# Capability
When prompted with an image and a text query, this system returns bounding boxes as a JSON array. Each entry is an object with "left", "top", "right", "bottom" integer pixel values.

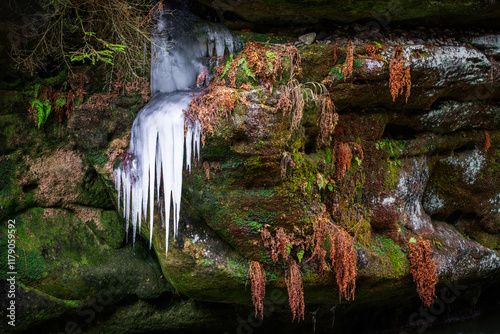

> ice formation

[{"left": 114, "top": 8, "right": 240, "bottom": 256}]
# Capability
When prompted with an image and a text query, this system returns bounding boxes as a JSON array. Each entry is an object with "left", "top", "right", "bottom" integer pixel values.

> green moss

[
  {"left": 300, "top": 44, "right": 339, "bottom": 82},
  {"left": 372, "top": 235, "right": 409, "bottom": 278},
  {"left": 384, "top": 162, "right": 400, "bottom": 190},
  {"left": 38, "top": 67, "right": 69, "bottom": 88},
  {"left": 88, "top": 151, "right": 109, "bottom": 167},
  {"left": 0, "top": 157, "right": 15, "bottom": 199},
  {"left": 465, "top": 227, "right": 499, "bottom": 250},
  {"left": 234, "top": 31, "right": 294, "bottom": 44},
  {"left": 0, "top": 233, "right": 46, "bottom": 280},
  {"left": 225, "top": 258, "right": 250, "bottom": 284},
  {"left": 232, "top": 211, "right": 276, "bottom": 235},
  {"left": 98, "top": 210, "right": 125, "bottom": 248}
]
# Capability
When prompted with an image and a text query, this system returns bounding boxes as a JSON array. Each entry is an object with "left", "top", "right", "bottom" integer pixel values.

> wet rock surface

[{"left": 1, "top": 12, "right": 500, "bottom": 334}]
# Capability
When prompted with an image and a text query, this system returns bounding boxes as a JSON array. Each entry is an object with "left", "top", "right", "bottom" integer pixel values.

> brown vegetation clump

[
  {"left": 307, "top": 206, "right": 358, "bottom": 302},
  {"left": 342, "top": 40, "right": 354, "bottom": 81},
  {"left": 364, "top": 42, "right": 381, "bottom": 60},
  {"left": 68, "top": 70, "right": 88, "bottom": 102},
  {"left": 241, "top": 40, "right": 301, "bottom": 93},
  {"left": 275, "top": 227, "right": 292, "bottom": 261},
  {"left": 125, "top": 77, "right": 151, "bottom": 102},
  {"left": 28, "top": 85, "right": 76, "bottom": 125},
  {"left": 187, "top": 40, "right": 305, "bottom": 145},
  {"left": 306, "top": 205, "right": 335, "bottom": 275},
  {"left": 261, "top": 226, "right": 292, "bottom": 262},
  {"left": 389, "top": 46, "right": 412, "bottom": 102},
  {"left": 285, "top": 260, "right": 305, "bottom": 322},
  {"left": 335, "top": 142, "right": 364, "bottom": 179},
  {"left": 196, "top": 67, "right": 209, "bottom": 88},
  {"left": 261, "top": 226, "right": 277, "bottom": 261},
  {"left": 278, "top": 81, "right": 331, "bottom": 132},
  {"left": 185, "top": 84, "right": 240, "bottom": 145},
  {"left": 336, "top": 142, "right": 353, "bottom": 179},
  {"left": 409, "top": 238, "right": 438, "bottom": 307},
  {"left": 278, "top": 80, "right": 305, "bottom": 130},
  {"left": 86, "top": 93, "right": 116, "bottom": 111},
  {"left": 334, "top": 229, "right": 357, "bottom": 302},
  {"left": 484, "top": 130, "right": 491, "bottom": 153},
  {"left": 249, "top": 261, "right": 266, "bottom": 319},
  {"left": 318, "top": 96, "right": 339, "bottom": 143}
]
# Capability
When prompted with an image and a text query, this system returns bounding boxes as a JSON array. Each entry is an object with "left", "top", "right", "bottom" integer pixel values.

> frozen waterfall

[{"left": 114, "top": 8, "right": 241, "bottom": 256}]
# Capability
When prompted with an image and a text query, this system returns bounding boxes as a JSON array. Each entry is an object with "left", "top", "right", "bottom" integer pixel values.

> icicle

[
  {"left": 115, "top": 10, "right": 242, "bottom": 258},
  {"left": 185, "top": 121, "right": 193, "bottom": 172}
]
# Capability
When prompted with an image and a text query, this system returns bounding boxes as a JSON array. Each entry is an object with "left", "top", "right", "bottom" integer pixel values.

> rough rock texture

[
  {"left": 194, "top": 0, "right": 500, "bottom": 27},
  {"left": 1, "top": 13, "right": 500, "bottom": 334}
]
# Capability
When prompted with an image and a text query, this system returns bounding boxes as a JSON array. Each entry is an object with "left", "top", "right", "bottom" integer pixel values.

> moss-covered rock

[
  {"left": 0, "top": 206, "right": 171, "bottom": 333},
  {"left": 2, "top": 18, "right": 500, "bottom": 333}
]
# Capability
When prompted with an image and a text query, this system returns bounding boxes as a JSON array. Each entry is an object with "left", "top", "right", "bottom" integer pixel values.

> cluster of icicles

[{"left": 114, "top": 9, "right": 241, "bottom": 256}]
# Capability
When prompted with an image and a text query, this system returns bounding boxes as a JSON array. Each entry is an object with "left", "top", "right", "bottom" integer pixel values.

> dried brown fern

[
  {"left": 185, "top": 84, "right": 239, "bottom": 145},
  {"left": 342, "top": 40, "right": 354, "bottom": 81},
  {"left": 306, "top": 205, "right": 334, "bottom": 275},
  {"left": 285, "top": 260, "right": 305, "bottom": 322},
  {"left": 261, "top": 226, "right": 278, "bottom": 262},
  {"left": 68, "top": 70, "right": 88, "bottom": 102},
  {"left": 318, "top": 96, "right": 338, "bottom": 143},
  {"left": 485, "top": 130, "right": 491, "bottom": 153},
  {"left": 409, "top": 238, "right": 438, "bottom": 307},
  {"left": 335, "top": 142, "right": 364, "bottom": 179},
  {"left": 278, "top": 79, "right": 305, "bottom": 130},
  {"left": 244, "top": 41, "right": 283, "bottom": 93},
  {"left": 278, "top": 80, "right": 330, "bottom": 132},
  {"left": 125, "top": 77, "right": 151, "bottom": 102},
  {"left": 276, "top": 227, "right": 292, "bottom": 261},
  {"left": 249, "top": 261, "right": 266, "bottom": 319},
  {"left": 389, "top": 46, "right": 412, "bottom": 102},
  {"left": 364, "top": 42, "right": 381, "bottom": 60},
  {"left": 196, "top": 67, "right": 209, "bottom": 88},
  {"left": 334, "top": 228, "right": 357, "bottom": 302},
  {"left": 336, "top": 142, "right": 353, "bottom": 179}
]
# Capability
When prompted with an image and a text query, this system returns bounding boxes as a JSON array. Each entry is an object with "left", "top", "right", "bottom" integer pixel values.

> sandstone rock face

[{"left": 1, "top": 15, "right": 500, "bottom": 334}]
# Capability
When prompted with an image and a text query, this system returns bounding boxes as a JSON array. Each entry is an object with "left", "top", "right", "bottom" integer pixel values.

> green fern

[
  {"left": 31, "top": 99, "right": 51, "bottom": 128},
  {"left": 237, "top": 57, "right": 256, "bottom": 80},
  {"left": 221, "top": 54, "right": 234, "bottom": 79},
  {"left": 55, "top": 95, "right": 66, "bottom": 111}
]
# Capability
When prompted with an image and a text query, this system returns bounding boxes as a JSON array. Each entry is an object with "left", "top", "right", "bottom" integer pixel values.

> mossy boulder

[{"left": 0, "top": 206, "right": 171, "bottom": 333}]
